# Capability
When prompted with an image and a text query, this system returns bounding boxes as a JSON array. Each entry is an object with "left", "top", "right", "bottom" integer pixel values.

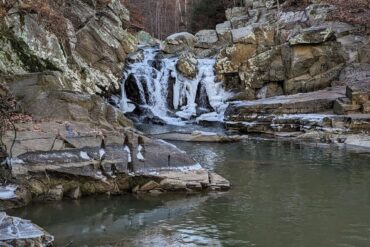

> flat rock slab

[
  {"left": 0, "top": 212, "right": 53, "bottom": 245},
  {"left": 225, "top": 87, "right": 345, "bottom": 120},
  {"left": 152, "top": 131, "right": 248, "bottom": 142},
  {"left": 225, "top": 113, "right": 370, "bottom": 134}
]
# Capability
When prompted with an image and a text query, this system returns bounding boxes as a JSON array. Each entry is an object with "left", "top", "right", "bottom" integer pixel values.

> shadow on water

[{"left": 7, "top": 139, "right": 370, "bottom": 247}]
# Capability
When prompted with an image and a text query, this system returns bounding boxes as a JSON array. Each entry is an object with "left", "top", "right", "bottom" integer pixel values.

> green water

[{"left": 8, "top": 139, "right": 370, "bottom": 247}]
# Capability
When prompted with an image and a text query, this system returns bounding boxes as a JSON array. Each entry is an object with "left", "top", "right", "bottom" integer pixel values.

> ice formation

[{"left": 120, "top": 47, "right": 232, "bottom": 125}]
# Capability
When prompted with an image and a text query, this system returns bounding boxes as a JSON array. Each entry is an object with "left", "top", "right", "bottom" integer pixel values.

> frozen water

[{"left": 120, "top": 47, "right": 232, "bottom": 125}]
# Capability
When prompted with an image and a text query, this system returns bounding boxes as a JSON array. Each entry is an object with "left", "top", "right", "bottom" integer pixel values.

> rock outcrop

[
  {"left": 162, "top": 0, "right": 370, "bottom": 137},
  {"left": 0, "top": 0, "right": 138, "bottom": 94},
  {"left": 0, "top": 0, "right": 230, "bottom": 214}
]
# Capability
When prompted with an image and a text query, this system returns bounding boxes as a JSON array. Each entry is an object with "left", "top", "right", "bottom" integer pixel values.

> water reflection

[{"left": 8, "top": 139, "right": 370, "bottom": 247}]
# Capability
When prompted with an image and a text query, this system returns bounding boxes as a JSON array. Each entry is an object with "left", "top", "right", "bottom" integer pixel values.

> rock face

[
  {"left": 0, "top": 119, "right": 230, "bottom": 210},
  {"left": 0, "top": 0, "right": 138, "bottom": 94},
  {"left": 0, "top": 0, "right": 231, "bottom": 214},
  {"left": 153, "top": 0, "right": 370, "bottom": 136},
  {"left": 160, "top": 1, "right": 368, "bottom": 106},
  {"left": 0, "top": 212, "right": 54, "bottom": 246}
]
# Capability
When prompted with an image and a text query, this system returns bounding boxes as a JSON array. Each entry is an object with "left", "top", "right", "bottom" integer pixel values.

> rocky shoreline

[{"left": 1, "top": 0, "right": 370, "bottom": 245}]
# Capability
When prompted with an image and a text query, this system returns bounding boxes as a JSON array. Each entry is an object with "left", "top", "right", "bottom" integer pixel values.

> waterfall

[{"left": 120, "top": 47, "right": 232, "bottom": 125}]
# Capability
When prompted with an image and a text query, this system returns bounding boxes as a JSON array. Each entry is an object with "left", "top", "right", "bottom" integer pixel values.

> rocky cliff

[
  {"left": 0, "top": 1, "right": 230, "bottom": 233},
  {"left": 161, "top": 0, "right": 370, "bottom": 139},
  {"left": 0, "top": 0, "right": 137, "bottom": 94}
]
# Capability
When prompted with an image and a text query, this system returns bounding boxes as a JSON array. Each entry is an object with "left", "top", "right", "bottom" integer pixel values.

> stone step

[
  {"left": 225, "top": 87, "right": 345, "bottom": 121},
  {"left": 225, "top": 114, "right": 370, "bottom": 134},
  {"left": 333, "top": 97, "right": 362, "bottom": 115}
]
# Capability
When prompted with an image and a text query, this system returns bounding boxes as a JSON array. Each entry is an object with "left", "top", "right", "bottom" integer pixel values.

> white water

[{"left": 120, "top": 47, "right": 232, "bottom": 125}]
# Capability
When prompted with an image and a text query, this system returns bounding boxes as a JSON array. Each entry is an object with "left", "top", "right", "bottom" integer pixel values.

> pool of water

[{"left": 8, "top": 139, "right": 370, "bottom": 247}]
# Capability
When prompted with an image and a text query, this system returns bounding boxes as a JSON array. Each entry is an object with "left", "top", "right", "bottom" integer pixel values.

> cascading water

[{"left": 119, "top": 47, "right": 233, "bottom": 126}]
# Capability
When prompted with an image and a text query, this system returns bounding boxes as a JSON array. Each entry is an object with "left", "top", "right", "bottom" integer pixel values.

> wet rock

[
  {"left": 0, "top": 213, "right": 54, "bottom": 246},
  {"left": 139, "top": 181, "right": 160, "bottom": 192},
  {"left": 209, "top": 172, "right": 231, "bottom": 191},
  {"left": 136, "top": 31, "right": 159, "bottom": 46},
  {"left": 66, "top": 186, "right": 82, "bottom": 200},
  {"left": 45, "top": 185, "right": 64, "bottom": 201},
  {"left": 160, "top": 178, "right": 187, "bottom": 191},
  {"left": 176, "top": 52, "right": 198, "bottom": 79},
  {"left": 127, "top": 49, "right": 145, "bottom": 64}
]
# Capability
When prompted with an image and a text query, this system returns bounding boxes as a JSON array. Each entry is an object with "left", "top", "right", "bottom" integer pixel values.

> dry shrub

[
  {"left": 18, "top": 0, "right": 68, "bottom": 41},
  {"left": 0, "top": 0, "right": 17, "bottom": 18},
  {"left": 97, "top": 0, "right": 113, "bottom": 8},
  {"left": 282, "top": 0, "right": 311, "bottom": 10},
  {"left": 0, "top": 83, "right": 32, "bottom": 159},
  {"left": 323, "top": 0, "right": 370, "bottom": 25}
]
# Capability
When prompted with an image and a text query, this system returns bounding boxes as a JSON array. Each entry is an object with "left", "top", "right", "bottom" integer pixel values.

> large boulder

[
  {"left": 176, "top": 52, "right": 199, "bottom": 79},
  {"left": 216, "top": 44, "right": 257, "bottom": 75},
  {"left": 194, "top": 30, "right": 220, "bottom": 49},
  {"left": 216, "top": 21, "right": 233, "bottom": 43},
  {"left": 2, "top": 72, "right": 133, "bottom": 129},
  {"left": 162, "top": 32, "right": 196, "bottom": 54}
]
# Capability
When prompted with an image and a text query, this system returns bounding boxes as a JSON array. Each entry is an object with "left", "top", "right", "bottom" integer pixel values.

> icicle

[
  {"left": 80, "top": 151, "right": 91, "bottom": 160},
  {"left": 137, "top": 145, "right": 145, "bottom": 161},
  {"left": 119, "top": 47, "right": 233, "bottom": 125},
  {"left": 124, "top": 145, "right": 132, "bottom": 163}
]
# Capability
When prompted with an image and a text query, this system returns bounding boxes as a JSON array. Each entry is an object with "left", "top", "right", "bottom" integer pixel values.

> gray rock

[
  {"left": 195, "top": 30, "right": 219, "bottom": 49},
  {"left": 162, "top": 32, "right": 196, "bottom": 54},
  {"left": 226, "top": 7, "right": 249, "bottom": 20},
  {"left": 288, "top": 26, "right": 336, "bottom": 45},
  {"left": 225, "top": 87, "right": 345, "bottom": 119},
  {"left": 216, "top": 21, "right": 232, "bottom": 43},
  {"left": 0, "top": 213, "right": 54, "bottom": 246},
  {"left": 176, "top": 52, "right": 198, "bottom": 78}
]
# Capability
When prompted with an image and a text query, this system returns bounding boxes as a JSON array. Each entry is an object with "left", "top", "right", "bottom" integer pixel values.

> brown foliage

[
  {"left": 282, "top": 0, "right": 311, "bottom": 10},
  {"left": 323, "top": 0, "right": 370, "bottom": 25},
  {"left": 0, "top": 0, "right": 17, "bottom": 18},
  {"left": 0, "top": 84, "right": 32, "bottom": 158},
  {"left": 18, "top": 0, "right": 68, "bottom": 40}
]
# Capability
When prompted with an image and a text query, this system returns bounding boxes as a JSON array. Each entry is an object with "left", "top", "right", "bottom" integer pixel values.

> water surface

[{"left": 8, "top": 139, "right": 370, "bottom": 247}]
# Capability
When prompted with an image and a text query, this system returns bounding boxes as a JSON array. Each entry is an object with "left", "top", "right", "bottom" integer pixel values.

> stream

[{"left": 7, "top": 135, "right": 370, "bottom": 247}]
